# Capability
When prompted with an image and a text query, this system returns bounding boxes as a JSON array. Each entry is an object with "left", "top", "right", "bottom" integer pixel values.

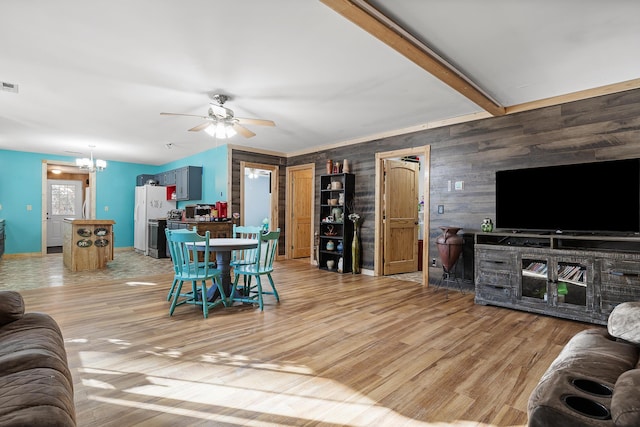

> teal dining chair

[
  {"left": 165, "top": 227, "right": 216, "bottom": 301},
  {"left": 230, "top": 225, "right": 263, "bottom": 294},
  {"left": 166, "top": 228, "right": 193, "bottom": 301},
  {"left": 165, "top": 228, "right": 227, "bottom": 318},
  {"left": 230, "top": 229, "right": 280, "bottom": 311},
  {"left": 230, "top": 224, "right": 262, "bottom": 267}
]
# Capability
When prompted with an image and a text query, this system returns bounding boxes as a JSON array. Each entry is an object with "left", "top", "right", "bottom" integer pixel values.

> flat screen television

[{"left": 495, "top": 158, "right": 640, "bottom": 234}]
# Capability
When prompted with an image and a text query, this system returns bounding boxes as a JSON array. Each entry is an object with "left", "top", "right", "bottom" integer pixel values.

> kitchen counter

[
  {"left": 167, "top": 220, "right": 233, "bottom": 238},
  {"left": 63, "top": 219, "right": 115, "bottom": 271}
]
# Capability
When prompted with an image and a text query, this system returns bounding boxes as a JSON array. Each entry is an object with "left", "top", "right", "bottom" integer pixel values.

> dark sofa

[
  {"left": 528, "top": 301, "right": 640, "bottom": 426},
  {"left": 0, "top": 290, "right": 75, "bottom": 426}
]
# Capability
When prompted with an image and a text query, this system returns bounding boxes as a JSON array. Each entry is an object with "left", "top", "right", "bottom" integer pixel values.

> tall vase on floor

[
  {"left": 435, "top": 226, "right": 463, "bottom": 273},
  {"left": 352, "top": 225, "right": 361, "bottom": 274}
]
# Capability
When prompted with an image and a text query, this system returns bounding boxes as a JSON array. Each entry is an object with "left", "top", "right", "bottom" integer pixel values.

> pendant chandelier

[{"left": 76, "top": 147, "right": 107, "bottom": 172}]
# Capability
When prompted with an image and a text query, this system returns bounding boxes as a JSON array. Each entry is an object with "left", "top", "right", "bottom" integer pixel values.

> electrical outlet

[
  {"left": 437, "top": 205, "right": 444, "bottom": 214},
  {"left": 0, "top": 204, "right": 3, "bottom": 210},
  {"left": 26, "top": 204, "right": 32, "bottom": 211},
  {"left": 104, "top": 206, "right": 109, "bottom": 212},
  {"left": 431, "top": 258, "right": 437, "bottom": 267}
]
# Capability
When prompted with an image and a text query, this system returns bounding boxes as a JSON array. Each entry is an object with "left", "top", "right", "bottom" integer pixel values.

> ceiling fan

[{"left": 161, "top": 94, "right": 275, "bottom": 139}]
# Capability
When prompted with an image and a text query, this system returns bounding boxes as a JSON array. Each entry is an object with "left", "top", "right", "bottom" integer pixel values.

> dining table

[{"left": 192, "top": 238, "right": 259, "bottom": 301}]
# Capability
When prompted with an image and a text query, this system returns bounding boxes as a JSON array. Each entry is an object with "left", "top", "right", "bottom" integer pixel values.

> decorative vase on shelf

[
  {"left": 337, "top": 240, "right": 343, "bottom": 253},
  {"left": 343, "top": 159, "right": 350, "bottom": 173},
  {"left": 352, "top": 226, "right": 361, "bottom": 274},
  {"left": 326, "top": 160, "right": 333, "bottom": 175},
  {"left": 326, "top": 259, "right": 335, "bottom": 270},
  {"left": 331, "top": 207, "right": 343, "bottom": 223},
  {"left": 326, "top": 240, "right": 335, "bottom": 251},
  {"left": 435, "top": 226, "right": 463, "bottom": 273}
]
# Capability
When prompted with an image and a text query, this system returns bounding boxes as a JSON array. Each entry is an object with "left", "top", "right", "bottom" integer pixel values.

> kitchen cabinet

[
  {"left": 169, "top": 220, "right": 233, "bottom": 238},
  {"left": 155, "top": 170, "right": 176, "bottom": 186},
  {"left": 136, "top": 174, "right": 156, "bottom": 186},
  {"left": 170, "top": 166, "right": 202, "bottom": 201}
]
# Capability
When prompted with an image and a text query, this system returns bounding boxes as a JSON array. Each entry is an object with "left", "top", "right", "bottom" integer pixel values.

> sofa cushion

[
  {"left": 541, "top": 329, "right": 639, "bottom": 384},
  {"left": 608, "top": 301, "right": 640, "bottom": 345},
  {"left": 0, "top": 367, "right": 75, "bottom": 426},
  {"left": 0, "top": 313, "right": 72, "bottom": 383},
  {"left": 0, "top": 291, "right": 25, "bottom": 327},
  {"left": 611, "top": 369, "right": 640, "bottom": 427}
]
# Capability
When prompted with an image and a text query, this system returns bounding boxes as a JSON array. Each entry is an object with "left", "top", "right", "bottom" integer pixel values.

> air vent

[{"left": 1, "top": 81, "right": 19, "bottom": 93}]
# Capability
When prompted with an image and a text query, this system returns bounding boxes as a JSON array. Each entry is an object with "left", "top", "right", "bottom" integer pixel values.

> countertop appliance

[
  {"left": 167, "top": 209, "right": 183, "bottom": 220},
  {"left": 134, "top": 185, "right": 176, "bottom": 255}
]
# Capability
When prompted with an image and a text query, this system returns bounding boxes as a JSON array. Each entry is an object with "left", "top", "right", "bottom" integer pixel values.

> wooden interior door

[
  {"left": 290, "top": 168, "right": 313, "bottom": 258},
  {"left": 383, "top": 159, "right": 419, "bottom": 275}
]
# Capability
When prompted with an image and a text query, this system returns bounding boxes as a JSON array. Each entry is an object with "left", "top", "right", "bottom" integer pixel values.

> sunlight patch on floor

[{"left": 78, "top": 348, "right": 503, "bottom": 427}]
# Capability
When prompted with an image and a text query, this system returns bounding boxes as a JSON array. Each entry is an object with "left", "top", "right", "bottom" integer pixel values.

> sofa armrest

[
  {"left": 608, "top": 301, "right": 640, "bottom": 345},
  {"left": 0, "top": 291, "right": 25, "bottom": 327}
]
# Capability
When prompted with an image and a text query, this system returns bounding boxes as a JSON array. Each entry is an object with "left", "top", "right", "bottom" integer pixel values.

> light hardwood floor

[{"left": 12, "top": 256, "right": 599, "bottom": 426}]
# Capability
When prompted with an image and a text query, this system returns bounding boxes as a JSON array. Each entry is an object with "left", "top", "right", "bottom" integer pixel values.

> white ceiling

[{"left": 1, "top": 0, "right": 639, "bottom": 166}]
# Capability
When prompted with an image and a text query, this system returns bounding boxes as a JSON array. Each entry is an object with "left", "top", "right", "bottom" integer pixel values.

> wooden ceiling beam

[{"left": 320, "top": 0, "right": 506, "bottom": 116}]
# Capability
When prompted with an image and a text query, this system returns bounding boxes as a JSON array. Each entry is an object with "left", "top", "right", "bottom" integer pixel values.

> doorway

[
  {"left": 375, "top": 146, "right": 431, "bottom": 285},
  {"left": 46, "top": 180, "right": 83, "bottom": 249},
  {"left": 240, "top": 161, "right": 278, "bottom": 230},
  {"left": 41, "top": 161, "right": 94, "bottom": 256},
  {"left": 285, "top": 164, "right": 315, "bottom": 261}
]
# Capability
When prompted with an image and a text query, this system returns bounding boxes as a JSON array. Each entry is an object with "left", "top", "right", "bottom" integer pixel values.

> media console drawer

[{"left": 599, "top": 259, "right": 640, "bottom": 313}]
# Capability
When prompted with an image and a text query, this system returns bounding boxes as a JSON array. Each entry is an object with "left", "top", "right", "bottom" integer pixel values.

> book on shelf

[
  {"left": 524, "top": 261, "right": 547, "bottom": 275},
  {"left": 558, "top": 265, "right": 585, "bottom": 283},
  {"left": 531, "top": 262, "right": 547, "bottom": 274}
]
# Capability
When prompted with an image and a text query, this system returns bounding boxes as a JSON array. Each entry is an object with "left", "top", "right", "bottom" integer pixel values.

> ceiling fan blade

[
  {"left": 233, "top": 123, "right": 256, "bottom": 138},
  {"left": 188, "top": 122, "right": 212, "bottom": 132},
  {"left": 236, "top": 117, "right": 276, "bottom": 127},
  {"left": 160, "top": 112, "right": 208, "bottom": 119}
]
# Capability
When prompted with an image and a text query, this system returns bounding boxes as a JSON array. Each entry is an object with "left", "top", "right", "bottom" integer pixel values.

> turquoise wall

[
  {"left": 94, "top": 160, "right": 157, "bottom": 249},
  {"left": 0, "top": 145, "right": 229, "bottom": 255},
  {"left": 0, "top": 149, "right": 156, "bottom": 254},
  {"left": 161, "top": 144, "right": 228, "bottom": 207}
]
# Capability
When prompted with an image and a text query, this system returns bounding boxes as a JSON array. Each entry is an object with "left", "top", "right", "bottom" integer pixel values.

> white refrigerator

[{"left": 134, "top": 185, "right": 176, "bottom": 255}]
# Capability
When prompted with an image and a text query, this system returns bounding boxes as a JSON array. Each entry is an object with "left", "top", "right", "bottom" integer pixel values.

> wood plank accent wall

[
  {"left": 244, "top": 88, "right": 640, "bottom": 276},
  {"left": 230, "top": 149, "right": 287, "bottom": 254}
]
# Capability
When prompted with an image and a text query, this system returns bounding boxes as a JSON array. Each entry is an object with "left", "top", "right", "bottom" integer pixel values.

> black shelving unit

[{"left": 319, "top": 173, "right": 355, "bottom": 273}]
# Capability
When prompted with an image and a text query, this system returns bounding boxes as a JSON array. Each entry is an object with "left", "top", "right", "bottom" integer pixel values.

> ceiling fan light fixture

[
  {"left": 204, "top": 124, "right": 216, "bottom": 137},
  {"left": 162, "top": 93, "right": 273, "bottom": 139},
  {"left": 214, "top": 122, "right": 228, "bottom": 139}
]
